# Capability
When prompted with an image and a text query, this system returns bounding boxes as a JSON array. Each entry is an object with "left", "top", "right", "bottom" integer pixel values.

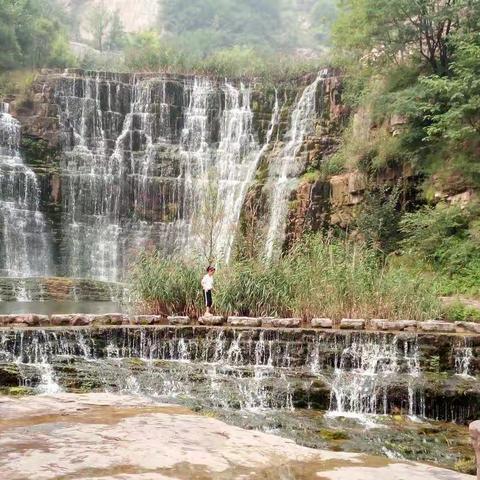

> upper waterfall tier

[
  {"left": 54, "top": 72, "right": 281, "bottom": 281},
  {"left": 7, "top": 69, "right": 343, "bottom": 282},
  {"left": 0, "top": 103, "right": 52, "bottom": 277}
]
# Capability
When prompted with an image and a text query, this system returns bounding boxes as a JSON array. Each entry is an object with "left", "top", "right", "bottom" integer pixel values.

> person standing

[{"left": 201, "top": 266, "right": 215, "bottom": 317}]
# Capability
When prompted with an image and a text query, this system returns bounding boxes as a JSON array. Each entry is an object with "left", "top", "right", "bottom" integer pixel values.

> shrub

[
  {"left": 215, "top": 260, "right": 294, "bottom": 317},
  {"left": 130, "top": 251, "right": 203, "bottom": 316},
  {"left": 288, "top": 236, "right": 439, "bottom": 320},
  {"left": 442, "top": 302, "right": 480, "bottom": 322},
  {"left": 401, "top": 203, "right": 480, "bottom": 272}
]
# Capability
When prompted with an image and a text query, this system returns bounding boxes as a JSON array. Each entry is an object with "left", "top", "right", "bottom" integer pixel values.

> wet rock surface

[
  {"left": 198, "top": 316, "right": 225, "bottom": 326},
  {"left": 227, "top": 316, "right": 262, "bottom": 327},
  {"left": 0, "top": 325, "right": 479, "bottom": 423},
  {"left": 340, "top": 319, "right": 366, "bottom": 330},
  {"left": 470, "top": 421, "right": 480, "bottom": 478},
  {"left": 311, "top": 318, "right": 333, "bottom": 328},
  {"left": 0, "top": 393, "right": 474, "bottom": 480}
]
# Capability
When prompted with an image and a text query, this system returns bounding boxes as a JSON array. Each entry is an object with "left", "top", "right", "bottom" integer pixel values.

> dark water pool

[{"left": 0, "top": 301, "right": 125, "bottom": 315}]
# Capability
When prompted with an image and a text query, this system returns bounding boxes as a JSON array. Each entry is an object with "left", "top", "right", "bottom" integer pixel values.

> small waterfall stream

[
  {"left": 0, "top": 103, "right": 52, "bottom": 277},
  {"left": 265, "top": 73, "right": 324, "bottom": 259}
]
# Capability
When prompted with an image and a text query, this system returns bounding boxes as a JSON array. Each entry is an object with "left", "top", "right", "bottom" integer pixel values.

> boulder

[
  {"left": 131, "top": 315, "right": 163, "bottom": 325},
  {"left": 456, "top": 322, "right": 480, "bottom": 334},
  {"left": 419, "top": 321, "right": 456, "bottom": 333},
  {"left": 50, "top": 314, "right": 73, "bottom": 326},
  {"left": 311, "top": 318, "right": 333, "bottom": 329},
  {"left": 0, "top": 315, "right": 15, "bottom": 326},
  {"left": 469, "top": 420, "right": 480, "bottom": 479},
  {"left": 91, "top": 313, "right": 126, "bottom": 325},
  {"left": 70, "top": 314, "right": 93, "bottom": 326},
  {"left": 261, "top": 317, "right": 276, "bottom": 327},
  {"left": 10, "top": 314, "right": 49, "bottom": 326},
  {"left": 270, "top": 318, "right": 302, "bottom": 328},
  {"left": 340, "top": 319, "right": 365, "bottom": 330},
  {"left": 370, "top": 319, "right": 417, "bottom": 331},
  {"left": 168, "top": 316, "right": 191, "bottom": 326},
  {"left": 227, "top": 317, "right": 262, "bottom": 327},
  {"left": 198, "top": 316, "right": 225, "bottom": 326}
]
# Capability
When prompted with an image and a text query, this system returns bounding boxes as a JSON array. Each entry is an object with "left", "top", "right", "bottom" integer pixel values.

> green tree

[
  {"left": 0, "top": 2, "right": 21, "bottom": 69},
  {"left": 86, "top": 2, "right": 111, "bottom": 51},
  {"left": 107, "top": 9, "right": 126, "bottom": 51},
  {"left": 333, "top": 0, "right": 477, "bottom": 74},
  {"left": 420, "top": 36, "right": 480, "bottom": 144}
]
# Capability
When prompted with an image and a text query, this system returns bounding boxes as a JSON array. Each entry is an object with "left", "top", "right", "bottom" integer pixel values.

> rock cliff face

[{"left": 4, "top": 68, "right": 350, "bottom": 280}]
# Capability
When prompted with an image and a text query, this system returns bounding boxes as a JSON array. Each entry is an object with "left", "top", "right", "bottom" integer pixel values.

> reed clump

[{"left": 131, "top": 235, "right": 441, "bottom": 320}]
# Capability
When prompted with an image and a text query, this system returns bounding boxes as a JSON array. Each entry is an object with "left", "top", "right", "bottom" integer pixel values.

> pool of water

[{"left": 0, "top": 301, "right": 125, "bottom": 315}]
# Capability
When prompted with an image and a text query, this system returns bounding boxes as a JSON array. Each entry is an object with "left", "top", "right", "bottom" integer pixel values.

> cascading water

[
  {"left": 1, "top": 71, "right": 323, "bottom": 280},
  {"left": 454, "top": 337, "right": 473, "bottom": 377},
  {"left": 1, "top": 327, "right": 473, "bottom": 421},
  {"left": 0, "top": 103, "right": 52, "bottom": 277},
  {"left": 324, "top": 334, "right": 426, "bottom": 419},
  {"left": 264, "top": 73, "right": 325, "bottom": 260},
  {"left": 51, "top": 72, "right": 276, "bottom": 281}
]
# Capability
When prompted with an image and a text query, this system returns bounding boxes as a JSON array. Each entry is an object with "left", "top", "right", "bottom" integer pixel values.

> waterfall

[
  {"left": 324, "top": 334, "right": 425, "bottom": 419},
  {"left": 264, "top": 73, "right": 324, "bottom": 260},
  {"left": 454, "top": 337, "right": 473, "bottom": 377},
  {"left": 2, "top": 327, "right": 471, "bottom": 420},
  {"left": 51, "top": 73, "right": 272, "bottom": 281},
  {"left": 0, "top": 103, "right": 52, "bottom": 277}
]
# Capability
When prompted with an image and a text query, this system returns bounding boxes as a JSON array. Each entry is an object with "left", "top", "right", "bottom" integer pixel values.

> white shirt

[{"left": 201, "top": 274, "right": 214, "bottom": 291}]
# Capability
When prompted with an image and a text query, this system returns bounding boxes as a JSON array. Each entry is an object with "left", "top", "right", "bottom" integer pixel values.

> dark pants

[{"left": 204, "top": 289, "right": 213, "bottom": 307}]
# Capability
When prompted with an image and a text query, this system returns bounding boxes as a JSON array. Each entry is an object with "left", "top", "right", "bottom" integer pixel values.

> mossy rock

[
  {"left": 454, "top": 457, "right": 476, "bottom": 475},
  {"left": 318, "top": 428, "right": 349, "bottom": 441},
  {"left": 0, "top": 386, "right": 35, "bottom": 396}
]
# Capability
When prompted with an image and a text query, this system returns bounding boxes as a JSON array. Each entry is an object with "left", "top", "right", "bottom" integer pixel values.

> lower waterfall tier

[
  {"left": 1, "top": 325, "right": 478, "bottom": 474},
  {"left": 1, "top": 326, "right": 478, "bottom": 422}
]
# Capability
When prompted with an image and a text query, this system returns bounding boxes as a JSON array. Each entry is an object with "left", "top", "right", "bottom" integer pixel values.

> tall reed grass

[{"left": 131, "top": 235, "right": 441, "bottom": 320}]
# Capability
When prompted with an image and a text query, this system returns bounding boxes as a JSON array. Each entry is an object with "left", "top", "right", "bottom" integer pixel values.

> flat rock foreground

[{"left": 0, "top": 393, "right": 474, "bottom": 480}]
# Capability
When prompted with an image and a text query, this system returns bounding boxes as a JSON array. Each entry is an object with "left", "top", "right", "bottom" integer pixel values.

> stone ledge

[
  {"left": 130, "top": 315, "right": 164, "bottom": 325},
  {"left": 0, "top": 314, "right": 50, "bottom": 326},
  {"left": 198, "top": 316, "right": 225, "bottom": 326},
  {"left": 227, "top": 317, "right": 262, "bottom": 327},
  {"left": 262, "top": 318, "right": 301, "bottom": 328},
  {"left": 369, "top": 319, "right": 418, "bottom": 331},
  {"left": 456, "top": 321, "right": 480, "bottom": 334},
  {"left": 0, "top": 313, "right": 478, "bottom": 336},
  {"left": 311, "top": 318, "right": 333, "bottom": 328},
  {"left": 419, "top": 321, "right": 457, "bottom": 333},
  {"left": 92, "top": 313, "right": 127, "bottom": 325},
  {"left": 168, "top": 316, "right": 190, "bottom": 326},
  {"left": 340, "top": 319, "right": 365, "bottom": 330}
]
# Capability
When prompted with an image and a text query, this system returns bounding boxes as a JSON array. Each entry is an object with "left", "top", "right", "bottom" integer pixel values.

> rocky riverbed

[{"left": 0, "top": 393, "right": 475, "bottom": 480}]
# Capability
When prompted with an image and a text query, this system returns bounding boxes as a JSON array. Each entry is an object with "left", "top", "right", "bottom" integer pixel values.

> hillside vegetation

[{"left": 328, "top": 0, "right": 480, "bottom": 305}]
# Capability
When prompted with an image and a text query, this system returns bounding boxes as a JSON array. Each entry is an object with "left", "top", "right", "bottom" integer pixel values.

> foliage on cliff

[
  {"left": 332, "top": 0, "right": 480, "bottom": 188},
  {"left": 327, "top": 0, "right": 480, "bottom": 298}
]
